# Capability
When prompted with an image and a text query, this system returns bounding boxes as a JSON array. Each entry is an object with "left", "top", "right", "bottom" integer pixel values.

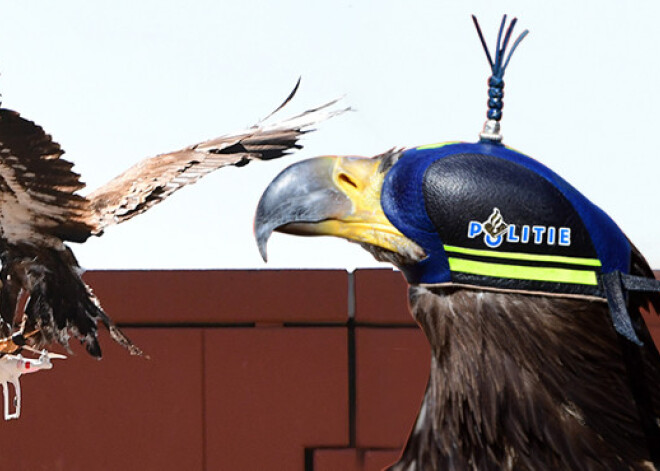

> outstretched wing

[
  {"left": 87, "top": 97, "right": 347, "bottom": 234},
  {"left": 0, "top": 109, "right": 93, "bottom": 245}
]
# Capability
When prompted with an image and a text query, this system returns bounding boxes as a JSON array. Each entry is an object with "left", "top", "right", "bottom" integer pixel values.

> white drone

[{"left": 0, "top": 347, "right": 65, "bottom": 420}]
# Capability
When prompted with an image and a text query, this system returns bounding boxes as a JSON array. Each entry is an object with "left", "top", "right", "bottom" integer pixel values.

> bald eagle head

[{"left": 255, "top": 141, "right": 660, "bottom": 470}]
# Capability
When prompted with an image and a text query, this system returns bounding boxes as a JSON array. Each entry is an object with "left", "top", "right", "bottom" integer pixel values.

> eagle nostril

[{"left": 338, "top": 173, "right": 358, "bottom": 190}]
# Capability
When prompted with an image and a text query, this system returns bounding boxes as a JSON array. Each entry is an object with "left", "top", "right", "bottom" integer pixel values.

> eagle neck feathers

[{"left": 388, "top": 286, "right": 659, "bottom": 471}]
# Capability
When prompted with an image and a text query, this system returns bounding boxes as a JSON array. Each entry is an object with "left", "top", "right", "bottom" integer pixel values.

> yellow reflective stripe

[
  {"left": 447, "top": 257, "right": 599, "bottom": 286},
  {"left": 415, "top": 141, "right": 462, "bottom": 150},
  {"left": 443, "top": 244, "right": 601, "bottom": 267}
]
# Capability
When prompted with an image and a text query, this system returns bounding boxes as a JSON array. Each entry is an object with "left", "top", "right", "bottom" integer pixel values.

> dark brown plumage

[
  {"left": 0, "top": 92, "right": 345, "bottom": 358},
  {"left": 395, "top": 292, "right": 659, "bottom": 469}
]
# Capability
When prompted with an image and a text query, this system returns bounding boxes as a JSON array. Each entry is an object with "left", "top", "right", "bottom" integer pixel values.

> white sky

[{"left": 0, "top": 1, "right": 658, "bottom": 270}]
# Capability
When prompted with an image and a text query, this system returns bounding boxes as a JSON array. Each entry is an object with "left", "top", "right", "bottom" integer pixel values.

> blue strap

[
  {"left": 602, "top": 271, "right": 644, "bottom": 345},
  {"left": 621, "top": 273, "right": 660, "bottom": 293},
  {"left": 603, "top": 271, "right": 660, "bottom": 467}
]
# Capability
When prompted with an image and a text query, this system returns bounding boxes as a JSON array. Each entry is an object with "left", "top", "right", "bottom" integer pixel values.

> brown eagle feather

[{"left": 0, "top": 93, "right": 345, "bottom": 358}]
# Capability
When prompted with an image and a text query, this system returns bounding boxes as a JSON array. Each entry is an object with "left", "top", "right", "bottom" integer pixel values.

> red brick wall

[
  {"left": 0, "top": 269, "right": 424, "bottom": 470},
  {"left": 0, "top": 269, "right": 657, "bottom": 470}
]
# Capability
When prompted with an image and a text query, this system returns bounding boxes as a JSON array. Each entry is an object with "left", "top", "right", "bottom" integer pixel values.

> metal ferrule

[{"left": 479, "top": 119, "right": 503, "bottom": 142}]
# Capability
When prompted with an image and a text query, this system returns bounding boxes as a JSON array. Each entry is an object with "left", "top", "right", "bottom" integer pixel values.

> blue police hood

[{"left": 381, "top": 141, "right": 631, "bottom": 298}]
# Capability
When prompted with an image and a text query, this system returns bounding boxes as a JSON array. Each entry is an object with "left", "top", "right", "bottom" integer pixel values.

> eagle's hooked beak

[{"left": 254, "top": 155, "right": 420, "bottom": 261}]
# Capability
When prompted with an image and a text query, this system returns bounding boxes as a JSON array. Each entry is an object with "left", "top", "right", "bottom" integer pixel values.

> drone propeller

[{"left": 21, "top": 345, "right": 66, "bottom": 360}]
